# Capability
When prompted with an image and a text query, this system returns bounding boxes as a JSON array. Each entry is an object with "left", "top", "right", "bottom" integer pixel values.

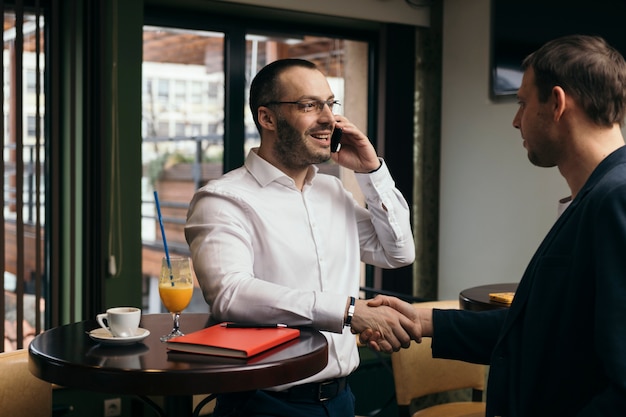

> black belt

[{"left": 265, "top": 377, "right": 348, "bottom": 402}]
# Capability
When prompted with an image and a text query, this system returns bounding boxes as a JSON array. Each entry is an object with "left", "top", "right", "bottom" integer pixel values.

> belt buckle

[{"left": 317, "top": 380, "right": 336, "bottom": 402}]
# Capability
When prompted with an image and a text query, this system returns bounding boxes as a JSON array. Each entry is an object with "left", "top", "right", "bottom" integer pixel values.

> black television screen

[{"left": 491, "top": 0, "right": 626, "bottom": 98}]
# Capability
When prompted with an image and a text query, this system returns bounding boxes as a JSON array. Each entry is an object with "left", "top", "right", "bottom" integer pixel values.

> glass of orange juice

[{"left": 159, "top": 256, "right": 194, "bottom": 342}]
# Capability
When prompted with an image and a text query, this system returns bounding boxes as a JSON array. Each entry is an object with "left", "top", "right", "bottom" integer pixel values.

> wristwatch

[{"left": 344, "top": 296, "right": 355, "bottom": 327}]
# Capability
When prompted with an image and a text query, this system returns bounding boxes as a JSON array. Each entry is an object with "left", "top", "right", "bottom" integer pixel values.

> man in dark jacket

[{"left": 367, "top": 34, "right": 626, "bottom": 416}]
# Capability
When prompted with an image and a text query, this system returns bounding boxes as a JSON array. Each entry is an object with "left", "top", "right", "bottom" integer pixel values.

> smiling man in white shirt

[{"left": 185, "top": 58, "right": 418, "bottom": 417}]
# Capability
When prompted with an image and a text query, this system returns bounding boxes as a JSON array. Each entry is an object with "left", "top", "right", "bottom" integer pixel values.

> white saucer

[{"left": 88, "top": 328, "right": 150, "bottom": 346}]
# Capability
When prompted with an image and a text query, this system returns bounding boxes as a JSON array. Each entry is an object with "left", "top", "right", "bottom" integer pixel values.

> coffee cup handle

[{"left": 96, "top": 313, "right": 109, "bottom": 331}]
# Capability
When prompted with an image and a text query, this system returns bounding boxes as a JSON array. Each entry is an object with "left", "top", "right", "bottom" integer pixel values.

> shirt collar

[
  {"left": 557, "top": 196, "right": 572, "bottom": 218},
  {"left": 244, "top": 148, "right": 319, "bottom": 188}
]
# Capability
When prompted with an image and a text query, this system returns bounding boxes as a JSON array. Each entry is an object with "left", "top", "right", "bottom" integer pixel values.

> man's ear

[
  {"left": 258, "top": 107, "right": 277, "bottom": 132},
  {"left": 552, "top": 86, "right": 567, "bottom": 121}
]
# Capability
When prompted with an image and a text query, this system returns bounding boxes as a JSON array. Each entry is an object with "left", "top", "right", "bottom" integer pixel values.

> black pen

[{"left": 221, "top": 322, "right": 288, "bottom": 328}]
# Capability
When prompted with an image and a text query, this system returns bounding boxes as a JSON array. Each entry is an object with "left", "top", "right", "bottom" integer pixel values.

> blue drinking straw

[{"left": 154, "top": 190, "right": 174, "bottom": 284}]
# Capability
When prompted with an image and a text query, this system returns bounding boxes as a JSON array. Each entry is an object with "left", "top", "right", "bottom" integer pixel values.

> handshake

[{"left": 351, "top": 295, "right": 434, "bottom": 353}]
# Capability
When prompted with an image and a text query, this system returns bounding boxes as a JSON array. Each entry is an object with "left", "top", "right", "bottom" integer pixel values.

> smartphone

[{"left": 330, "top": 128, "right": 342, "bottom": 153}]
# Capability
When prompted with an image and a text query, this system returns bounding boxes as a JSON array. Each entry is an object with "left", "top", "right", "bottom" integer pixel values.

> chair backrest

[
  {"left": 391, "top": 300, "right": 486, "bottom": 407},
  {"left": 0, "top": 348, "right": 52, "bottom": 417}
]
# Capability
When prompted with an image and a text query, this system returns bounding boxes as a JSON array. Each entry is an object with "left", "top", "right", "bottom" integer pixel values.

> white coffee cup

[{"left": 96, "top": 307, "right": 141, "bottom": 338}]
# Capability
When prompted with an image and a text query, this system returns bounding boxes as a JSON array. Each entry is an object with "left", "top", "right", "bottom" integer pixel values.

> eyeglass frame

[{"left": 262, "top": 99, "right": 340, "bottom": 113}]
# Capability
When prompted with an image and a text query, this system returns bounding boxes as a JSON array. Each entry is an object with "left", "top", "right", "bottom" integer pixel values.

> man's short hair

[
  {"left": 249, "top": 59, "right": 318, "bottom": 133},
  {"left": 522, "top": 34, "right": 626, "bottom": 127}
]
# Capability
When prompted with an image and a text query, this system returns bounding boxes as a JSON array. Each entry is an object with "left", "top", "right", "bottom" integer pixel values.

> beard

[{"left": 274, "top": 116, "right": 331, "bottom": 169}]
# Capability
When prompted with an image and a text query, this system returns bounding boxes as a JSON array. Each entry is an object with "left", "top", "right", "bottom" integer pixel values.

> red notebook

[{"left": 165, "top": 323, "right": 301, "bottom": 358}]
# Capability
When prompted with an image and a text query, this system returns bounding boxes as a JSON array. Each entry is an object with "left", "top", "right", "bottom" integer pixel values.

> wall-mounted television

[{"left": 491, "top": 0, "right": 626, "bottom": 98}]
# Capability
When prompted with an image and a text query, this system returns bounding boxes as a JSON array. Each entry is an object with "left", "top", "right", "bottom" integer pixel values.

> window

[
  {"left": 141, "top": 20, "right": 369, "bottom": 314},
  {"left": 26, "top": 115, "right": 36, "bottom": 137},
  {"left": 2, "top": 9, "right": 46, "bottom": 352},
  {"left": 25, "top": 69, "right": 36, "bottom": 93},
  {"left": 157, "top": 79, "right": 170, "bottom": 104},
  {"left": 173, "top": 79, "right": 186, "bottom": 102}
]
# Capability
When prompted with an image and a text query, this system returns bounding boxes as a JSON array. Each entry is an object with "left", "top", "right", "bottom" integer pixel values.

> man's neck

[
  {"left": 560, "top": 128, "right": 625, "bottom": 199},
  {"left": 256, "top": 146, "right": 310, "bottom": 190}
]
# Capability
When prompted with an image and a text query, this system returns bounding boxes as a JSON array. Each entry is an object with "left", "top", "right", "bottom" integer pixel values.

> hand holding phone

[{"left": 330, "top": 128, "right": 342, "bottom": 153}]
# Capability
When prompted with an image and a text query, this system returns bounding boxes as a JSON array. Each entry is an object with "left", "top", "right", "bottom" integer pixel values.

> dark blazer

[{"left": 432, "top": 146, "right": 626, "bottom": 417}]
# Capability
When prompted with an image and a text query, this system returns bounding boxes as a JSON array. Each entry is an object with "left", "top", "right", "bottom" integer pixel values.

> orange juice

[{"left": 159, "top": 283, "right": 193, "bottom": 313}]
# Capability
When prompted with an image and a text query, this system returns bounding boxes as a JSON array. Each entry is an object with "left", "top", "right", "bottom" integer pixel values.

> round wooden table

[
  {"left": 459, "top": 283, "right": 518, "bottom": 311},
  {"left": 29, "top": 313, "right": 328, "bottom": 416}
]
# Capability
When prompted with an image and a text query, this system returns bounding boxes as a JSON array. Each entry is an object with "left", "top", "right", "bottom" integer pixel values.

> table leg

[
  {"left": 138, "top": 395, "right": 193, "bottom": 417},
  {"left": 165, "top": 395, "right": 193, "bottom": 417}
]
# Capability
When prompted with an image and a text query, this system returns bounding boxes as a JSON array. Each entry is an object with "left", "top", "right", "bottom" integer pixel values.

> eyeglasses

[{"left": 263, "top": 99, "right": 340, "bottom": 113}]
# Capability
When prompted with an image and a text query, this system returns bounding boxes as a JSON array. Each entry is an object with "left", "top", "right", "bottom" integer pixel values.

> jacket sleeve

[{"left": 431, "top": 308, "right": 508, "bottom": 365}]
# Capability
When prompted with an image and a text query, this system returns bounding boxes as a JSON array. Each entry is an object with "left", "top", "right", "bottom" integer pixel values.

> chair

[
  {"left": 0, "top": 348, "right": 52, "bottom": 417},
  {"left": 193, "top": 393, "right": 216, "bottom": 416},
  {"left": 390, "top": 300, "right": 487, "bottom": 417}
]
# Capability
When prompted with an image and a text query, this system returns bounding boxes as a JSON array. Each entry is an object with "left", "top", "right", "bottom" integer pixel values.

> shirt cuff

[
  {"left": 314, "top": 292, "right": 354, "bottom": 333},
  {"left": 354, "top": 158, "right": 395, "bottom": 197}
]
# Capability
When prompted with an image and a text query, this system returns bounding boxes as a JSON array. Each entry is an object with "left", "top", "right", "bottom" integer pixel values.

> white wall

[{"left": 438, "top": 0, "right": 568, "bottom": 299}]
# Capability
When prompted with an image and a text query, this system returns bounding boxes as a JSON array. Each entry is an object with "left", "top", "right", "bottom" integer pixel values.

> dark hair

[
  {"left": 249, "top": 59, "right": 318, "bottom": 133},
  {"left": 522, "top": 34, "right": 626, "bottom": 127}
]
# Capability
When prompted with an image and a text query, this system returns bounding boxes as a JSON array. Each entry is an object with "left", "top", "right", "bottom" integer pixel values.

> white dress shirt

[
  {"left": 185, "top": 148, "right": 415, "bottom": 388},
  {"left": 558, "top": 196, "right": 572, "bottom": 218}
]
